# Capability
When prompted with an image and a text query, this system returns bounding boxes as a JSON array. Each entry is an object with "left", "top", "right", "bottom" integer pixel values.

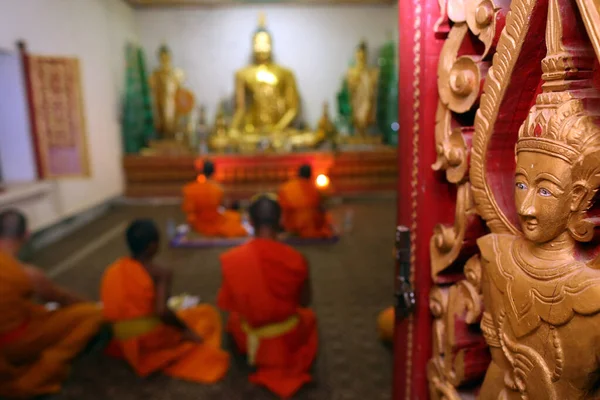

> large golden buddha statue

[
  {"left": 231, "top": 14, "right": 298, "bottom": 136},
  {"left": 150, "top": 45, "right": 184, "bottom": 139},
  {"left": 224, "top": 14, "right": 322, "bottom": 152}
]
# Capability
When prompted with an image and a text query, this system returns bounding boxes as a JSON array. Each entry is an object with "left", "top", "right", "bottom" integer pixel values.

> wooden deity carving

[
  {"left": 478, "top": 109, "right": 600, "bottom": 398},
  {"left": 469, "top": 0, "right": 600, "bottom": 397}
]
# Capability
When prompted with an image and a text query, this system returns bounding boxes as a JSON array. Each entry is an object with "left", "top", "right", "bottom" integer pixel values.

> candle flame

[{"left": 316, "top": 174, "right": 330, "bottom": 188}]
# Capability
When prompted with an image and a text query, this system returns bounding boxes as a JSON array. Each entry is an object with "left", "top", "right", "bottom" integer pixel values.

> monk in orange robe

[
  {"left": 101, "top": 219, "right": 229, "bottom": 383},
  {"left": 278, "top": 164, "right": 333, "bottom": 238},
  {"left": 218, "top": 195, "right": 318, "bottom": 398},
  {"left": 0, "top": 209, "right": 104, "bottom": 399},
  {"left": 182, "top": 160, "right": 248, "bottom": 237}
]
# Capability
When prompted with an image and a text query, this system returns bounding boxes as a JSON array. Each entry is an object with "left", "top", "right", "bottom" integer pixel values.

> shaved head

[
  {"left": 203, "top": 160, "right": 215, "bottom": 178},
  {"left": 249, "top": 194, "right": 281, "bottom": 230},
  {"left": 298, "top": 164, "right": 312, "bottom": 179},
  {"left": 0, "top": 209, "right": 27, "bottom": 240},
  {"left": 126, "top": 219, "right": 160, "bottom": 258}
]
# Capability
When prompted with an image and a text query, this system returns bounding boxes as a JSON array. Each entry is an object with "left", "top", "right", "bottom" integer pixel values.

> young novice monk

[
  {"left": 182, "top": 160, "right": 248, "bottom": 238},
  {"left": 278, "top": 164, "right": 334, "bottom": 238},
  {"left": 100, "top": 219, "right": 229, "bottom": 383},
  {"left": 218, "top": 195, "right": 318, "bottom": 398},
  {"left": 0, "top": 209, "right": 104, "bottom": 398}
]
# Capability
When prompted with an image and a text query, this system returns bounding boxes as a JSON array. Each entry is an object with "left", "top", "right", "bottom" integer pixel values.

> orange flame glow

[
  {"left": 197, "top": 174, "right": 207, "bottom": 183},
  {"left": 315, "top": 174, "right": 330, "bottom": 189}
]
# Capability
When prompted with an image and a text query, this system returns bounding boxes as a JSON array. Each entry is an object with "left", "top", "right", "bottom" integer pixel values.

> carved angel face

[{"left": 514, "top": 151, "right": 573, "bottom": 243}]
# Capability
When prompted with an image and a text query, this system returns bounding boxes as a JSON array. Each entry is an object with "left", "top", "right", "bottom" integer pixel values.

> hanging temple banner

[{"left": 27, "top": 55, "right": 90, "bottom": 178}]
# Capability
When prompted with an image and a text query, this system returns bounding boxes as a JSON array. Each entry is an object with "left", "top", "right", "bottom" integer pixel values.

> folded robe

[
  {"left": 182, "top": 180, "right": 247, "bottom": 238},
  {"left": 0, "top": 251, "right": 103, "bottom": 398},
  {"left": 278, "top": 178, "right": 333, "bottom": 238},
  {"left": 218, "top": 238, "right": 318, "bottom": 398},
  {"left": 100, "top": 257, "right": 229, "bottom": 382}
]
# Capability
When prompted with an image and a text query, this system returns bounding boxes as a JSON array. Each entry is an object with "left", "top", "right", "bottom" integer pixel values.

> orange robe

[
  {"left": 278, "top": 178, "right": 333, "bottom": 238},
  {"left": 182, "top": 180, "right": 247, "bottom": 237},
  {"left": 100, "top": 257, "right": 229, "bottom": 383},
  {"left": 218, "top": 239, "right": 318, "bottom": 398},
  {"left": 0, "top": 252, "right": 103, "bottom": 398}
]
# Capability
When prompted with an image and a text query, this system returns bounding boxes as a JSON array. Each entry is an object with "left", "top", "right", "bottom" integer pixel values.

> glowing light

[
  {"left": 197, "top": 174, "right": 207, "bottom": 183},
  {"left": 391, "top": 122, "right": 399, "bottom": 131},
  {"left": 315, "top": 174, "right": 330, "bottom": 189},
  {"left": 256, "top": 69, "right": 277, "bottom": 85}
]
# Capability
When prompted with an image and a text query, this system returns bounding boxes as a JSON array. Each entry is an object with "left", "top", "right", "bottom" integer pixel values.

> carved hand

[{"left": 502, "top": 332, "right": 557, "bottom": 400}]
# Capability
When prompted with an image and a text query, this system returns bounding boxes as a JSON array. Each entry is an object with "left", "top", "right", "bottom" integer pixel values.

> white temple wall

[{"left": 0, "top": 0, "right": 137, "bottom": 231}]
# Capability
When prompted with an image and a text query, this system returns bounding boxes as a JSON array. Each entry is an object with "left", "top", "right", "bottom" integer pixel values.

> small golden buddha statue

[
  {"left": 346, "top": 41, "right": 379, "bottom": 136},
  {"left": 208, "top": 105, "right": 233, "bottom": 153},
  {"left": 317, "top": 101, "right": 337, "bottom": 143},
  {"left": 477, "top": 98, "right": 600, "bottom": 399},
  {"left": 150, "top": 45, "right": 185, "bottom": 139},
  {"left": 230, "top": 13, "right": 299, "bottom": 137},
  {"left": 174, "top": 87, "right": 195, "bottom": 148},
  {"left": 195, "top": 106, "right": 209, "bottom": 154}
]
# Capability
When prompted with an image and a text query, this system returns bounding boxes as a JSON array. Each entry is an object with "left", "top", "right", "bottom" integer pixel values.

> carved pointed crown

[
  {"left": 516, "top": 0, "right": 600, "bottom": 165},
  {"left": 517, "top": 99, "right": 600, "bottom": 164},
  {"left": 254, "top": 12, "right": 271, "bottom": 37}
]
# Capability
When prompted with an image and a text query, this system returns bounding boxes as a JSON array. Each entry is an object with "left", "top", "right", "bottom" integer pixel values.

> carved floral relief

[{"left": 427, "top": 0, "right": 509, "bottom": 396}]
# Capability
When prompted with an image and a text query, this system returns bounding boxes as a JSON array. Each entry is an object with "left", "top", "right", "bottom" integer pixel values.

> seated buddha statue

[
  {"left": 477, "top": 98, "right": 600, "bottom": 399},
  {"left": 208, "top": 105, "right": 233, "bottom": 153},
  {"left": 229, "top": 14, "right": 321, "bottom": 152},
  {"left": 316, "top": 101, "right": 337, "bottom": 143}
]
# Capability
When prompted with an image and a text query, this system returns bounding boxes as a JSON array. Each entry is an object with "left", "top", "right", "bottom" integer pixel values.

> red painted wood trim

[
  {"left": 17, "top": 41, "right": 44, "bottom": 180},
  {"left": 394, "top": 0, "right": 415, "bottom": 397},
  {"left": 395, "top": 0, "right": 447, "bottom": 398}
]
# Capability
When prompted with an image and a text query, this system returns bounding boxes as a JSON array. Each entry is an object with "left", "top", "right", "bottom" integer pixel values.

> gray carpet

[{"left": 29, "top": 200, "right": 395, "bottom": 400}]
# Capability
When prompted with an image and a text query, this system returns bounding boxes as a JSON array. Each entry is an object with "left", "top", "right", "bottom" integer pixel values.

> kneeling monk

[
  {"left": 218, "top": 195, "right": 318, "bottom": 398},
  {"left": 182, "top": 160, "right": 248, "bottom": 237},
  {"left": 100, "top": 219, "right": 229, "bottom": 383},
  {"left": 278, "top": 164, "right": 333, "bottom": 238},
  {"left": 0, "top": 209, "right": 104, "bottom": 398}
]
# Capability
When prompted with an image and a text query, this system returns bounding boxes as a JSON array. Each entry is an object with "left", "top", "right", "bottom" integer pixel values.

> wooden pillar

[{"left": 395, "top": 0, "right": 449, "bottom": 398}]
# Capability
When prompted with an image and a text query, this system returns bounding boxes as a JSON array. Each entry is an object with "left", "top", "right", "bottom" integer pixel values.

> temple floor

[{"left": 30, "top": 198, "right": 394, "bottom": 400}]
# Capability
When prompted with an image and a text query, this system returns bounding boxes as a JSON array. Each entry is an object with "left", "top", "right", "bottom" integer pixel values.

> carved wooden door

[{"left": 395, "top": 0, "right": 600, "bottom": 397}]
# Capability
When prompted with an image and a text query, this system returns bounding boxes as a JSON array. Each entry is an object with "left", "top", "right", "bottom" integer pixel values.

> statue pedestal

[
  {"left": 141, "top": 139, "right": 192, "bottom": 156},
  {"left": 339, "top": 135, "right": 383, "bottom": 146},
  {"left": 227, "top": 129, "right": 326, "bottom": 154}
]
